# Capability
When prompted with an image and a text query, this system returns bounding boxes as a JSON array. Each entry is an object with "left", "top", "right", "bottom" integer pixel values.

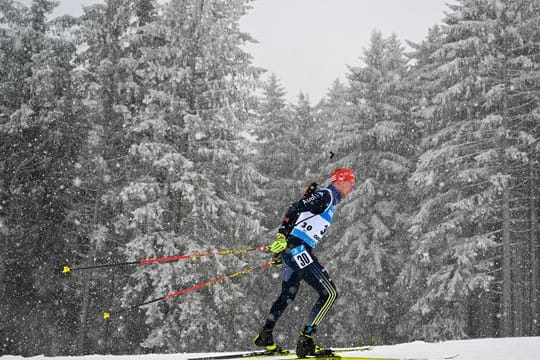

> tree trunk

[
  {"left": 501, "top": 174, "right": 513, "bottom": 336},
  {"left": 0, "top": 237, "right": 5, "bottom": 300},
  {"left": 76, "top": 172, "right": 104, "bottom": 353},
  {"left": 530, "top": 150, "right": 539, "bottom": 335},
  {"left": 500, "top": 69, "right": 513, "bottom": 336},
  {"left": 101, "top": 268, "right": 115, "bottom": 352}
]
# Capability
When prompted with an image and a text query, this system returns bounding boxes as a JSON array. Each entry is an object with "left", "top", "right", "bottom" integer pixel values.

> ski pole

[
  {"left": 102, "top": 261, "right": 274, "bottom": 319},
  {"left": 61, "top": 246, "right": 269, "bottom": 274}
]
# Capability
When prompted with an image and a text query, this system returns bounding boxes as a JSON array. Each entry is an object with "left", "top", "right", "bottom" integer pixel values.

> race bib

[
  {"left": 289, "top": 189, "right": 334, "bottom": 248},
  {"left": 291, "top": 245, "right": 313, "bottom": 269}
]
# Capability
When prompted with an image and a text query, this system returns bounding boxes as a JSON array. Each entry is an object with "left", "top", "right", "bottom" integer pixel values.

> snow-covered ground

[{"left": 3, "top": 337, "right": 539, "bottom": 360}]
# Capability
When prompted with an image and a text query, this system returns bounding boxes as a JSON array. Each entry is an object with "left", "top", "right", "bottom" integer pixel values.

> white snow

[{"left": 3, "top": 337, "right": 539, "bottom": 360}]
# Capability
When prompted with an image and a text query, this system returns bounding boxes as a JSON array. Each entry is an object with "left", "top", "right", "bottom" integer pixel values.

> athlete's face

[{"left": 335, "top": 179, "right": 355, "bottom": 199}]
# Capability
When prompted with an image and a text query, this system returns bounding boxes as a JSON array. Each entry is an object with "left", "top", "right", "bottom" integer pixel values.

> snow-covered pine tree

[
  {"left": 293, "top": 91, "right": 334, "bottom": 187},
  {"left": 251, "top": 74, "right": 299, "bottom": 229},
  {"left": 405, "top": 0, "right": 540, "bottom": 340},
  {"left": 243, "top": 74, "right": 301, "bottom": 348},
  {"left": 314, "top": 78, "right": 350, "bottom": 174},
  {"left": 322, "top": 30, "right": 413, "bottom": 345},
  {"left": 480, "top": 0, "right": 540, "bottom": 336},
  {"left": 116, "top": 0, "right": 265, "bottom": 352},
  {"left": 0, "top": 0, "right": 81, "bottom": 354},
  {"left": 71, "top": 0, "right": 136, "bottom": 353},
  {"left": 317, "top": 78, "right": 349, "bottom": 128},
  {"left": 394, "top": 24, "right": 449, "bottom": 341},
  {"left": 405, "top": 0, "right": 501, "bottom": 341},
  {"left": 276, "top": 79, "right": 353, "bottom": 348},
  {"left": 516, "top": 0, "right": 540, "bottom": 336}
]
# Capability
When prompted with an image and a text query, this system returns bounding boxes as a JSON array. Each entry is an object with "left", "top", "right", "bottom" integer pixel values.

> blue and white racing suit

[{"left": 264, "top": 185, "right": 342, "bottom": 330}]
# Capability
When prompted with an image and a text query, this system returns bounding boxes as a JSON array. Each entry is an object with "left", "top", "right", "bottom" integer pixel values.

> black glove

[{"left": 270, "top": 253, "right": 283, "bottom": 267}]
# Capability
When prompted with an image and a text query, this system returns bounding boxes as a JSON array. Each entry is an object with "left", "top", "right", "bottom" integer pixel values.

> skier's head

[{"left": 330, "top": 168, "right": 355, "bottom": 199}]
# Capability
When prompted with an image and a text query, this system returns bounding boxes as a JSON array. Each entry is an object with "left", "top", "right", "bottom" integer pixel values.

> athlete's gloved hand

[
  {"left": 269, "top": 233, "right": 287, "bottom": 254},
  {"left": 270, "top": 253, "right": 283, "bottom": 267}
]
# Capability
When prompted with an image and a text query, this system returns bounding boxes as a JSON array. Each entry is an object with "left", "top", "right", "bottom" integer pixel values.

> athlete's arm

[{"left": 278, "top": 190, "right": 332, "bottom": 236}]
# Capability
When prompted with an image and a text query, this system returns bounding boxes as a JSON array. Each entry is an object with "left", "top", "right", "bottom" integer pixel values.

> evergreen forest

[{"left": 0, "top": 0, "right": 539, "bottom": 356}]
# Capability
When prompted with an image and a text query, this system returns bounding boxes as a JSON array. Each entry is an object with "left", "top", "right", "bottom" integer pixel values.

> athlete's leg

[
  {"left": 295, "top": 260, "right": 337, "bottom": 356},
  {"left": 302, "top": 260, "right": 338, "bottom": 328},
  {"left": 264, "top": 263, "right": 302, "bottom": 328},
  {"left": 255, "top": 263, "right": 302, "bottom": 349}
]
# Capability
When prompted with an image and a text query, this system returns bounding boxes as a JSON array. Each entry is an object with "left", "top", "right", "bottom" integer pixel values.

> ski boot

[
  {"left": 296, "top": 325, "right": 321, "bottom": 358},
  {"left": 254, "top": 326, "right": 287, "bottom": 354}
]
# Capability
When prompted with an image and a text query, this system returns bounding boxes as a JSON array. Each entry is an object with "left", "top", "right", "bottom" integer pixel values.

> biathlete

[{"left": 254, "top": 168, "right": 356, "bottom": 357}]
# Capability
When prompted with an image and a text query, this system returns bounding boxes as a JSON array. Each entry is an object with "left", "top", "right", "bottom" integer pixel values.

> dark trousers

[{"left": 264, "top": 253, "right": 338, "bottom": 330}]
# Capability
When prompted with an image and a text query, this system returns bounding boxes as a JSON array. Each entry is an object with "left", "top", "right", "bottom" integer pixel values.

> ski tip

[
  {"left": 61, "top": 265, "right": 71, "bottom": 274},
  {"left": 102, "top": 312, "right": 111, "bottom": 320}
]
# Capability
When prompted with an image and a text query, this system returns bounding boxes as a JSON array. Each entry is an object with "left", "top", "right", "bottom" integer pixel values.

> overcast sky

[
  {"left": 24, "top": 0, "right": 453, "bottom": 103},
  {"left": 240, "top": 0, "right": 453, "bottom": 103}
]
